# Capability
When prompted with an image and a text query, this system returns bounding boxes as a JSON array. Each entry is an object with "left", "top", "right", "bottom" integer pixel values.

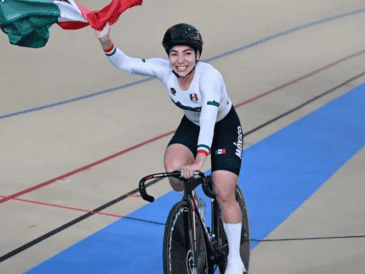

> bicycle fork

[
  {"left": 187, "top": 198, "right": 198, "bottom": 274},
  {"left": 188, "top": 198, "right": 222, "bottom": 274}
]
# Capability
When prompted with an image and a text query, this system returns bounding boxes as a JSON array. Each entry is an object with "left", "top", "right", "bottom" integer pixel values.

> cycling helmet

[{"left": 162, "top": 23, "right": 203, "bottom": 56}]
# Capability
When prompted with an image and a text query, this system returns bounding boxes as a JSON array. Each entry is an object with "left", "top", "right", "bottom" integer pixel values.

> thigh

[
  {"left": 164, "top": 115, "right": 199, "bottom": 171},
  {"left": 211, "top": 107, "right": 243, "bottom": 176},
  {"left": 164, "top": 144, "right": 195, "bottom": 172}
]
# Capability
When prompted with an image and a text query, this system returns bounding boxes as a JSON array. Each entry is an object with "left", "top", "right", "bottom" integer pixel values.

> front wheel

[
  {"left": 163, "top": 201, "right": 208, "bottom": 274},
  {"left": 215, "top": 185, "right": 250, "bottom": 273}
]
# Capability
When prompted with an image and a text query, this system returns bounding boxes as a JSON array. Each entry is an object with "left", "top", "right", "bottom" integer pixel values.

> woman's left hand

[{"left": 95, "top": 22, "right": 110, "bottom": 39}]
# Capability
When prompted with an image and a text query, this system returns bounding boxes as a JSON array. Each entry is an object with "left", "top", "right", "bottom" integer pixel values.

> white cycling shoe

[{"left": 224, "top": 256, "right": 246, "bottom": 274}]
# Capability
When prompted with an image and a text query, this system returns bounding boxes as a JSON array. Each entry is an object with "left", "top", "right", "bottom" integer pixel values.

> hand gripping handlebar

[{"left": 138, "top": 171, "right": 215, "bottom": 202}]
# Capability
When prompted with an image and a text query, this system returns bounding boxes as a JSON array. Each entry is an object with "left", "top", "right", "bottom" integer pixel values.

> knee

[
  {"left": 164, "top": 161, "right": 185, "bottom": 192},
  {"left": 216, "top": 190, "right": 236, "bottom": 206},
  {"left": 164, "top": 145, "right": 195, "bottom": 172},
  {"left": 212, "top": 171, "right": 238, "bottom": 206},
  {"left": 164, "top": 156, "right": 194, "bottom": 173},
  {"left": 214, "top": 183, "right": 236, "bottom": 207},
  {"left": 164, "top": 145, "right": 195, "bottom": 192},
  {"left": 164, "top": 160, "right": 182, "bottom": 173},
  {"left": 168, "top": 178, "right": 184, "bottom": 192}
]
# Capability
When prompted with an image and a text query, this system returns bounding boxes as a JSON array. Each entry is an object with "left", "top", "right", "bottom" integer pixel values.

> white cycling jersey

[{"left": 106, "top": 47, "right": 233, "bottom": 154}]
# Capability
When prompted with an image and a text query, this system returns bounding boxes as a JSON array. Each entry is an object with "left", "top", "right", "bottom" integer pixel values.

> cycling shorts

[{"left": 167, "top": 106, "right": 243, "bottom": 176}]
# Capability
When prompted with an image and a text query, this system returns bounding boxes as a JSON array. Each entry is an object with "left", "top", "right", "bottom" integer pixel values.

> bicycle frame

[{"left": 139, "top": 171, "right": 226, "bottom": 271}]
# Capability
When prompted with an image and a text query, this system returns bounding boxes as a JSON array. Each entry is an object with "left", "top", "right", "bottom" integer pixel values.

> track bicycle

[{"left": 139, "top": 170, "right": 250, "bottom": 274}]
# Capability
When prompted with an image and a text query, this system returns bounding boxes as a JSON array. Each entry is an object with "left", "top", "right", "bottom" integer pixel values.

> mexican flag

[
  {"left": 0, "top": 0, "right": 143, "bottom": 48},
  {"left": 215, "top": 149, "right": 226, "bottom": 155}
]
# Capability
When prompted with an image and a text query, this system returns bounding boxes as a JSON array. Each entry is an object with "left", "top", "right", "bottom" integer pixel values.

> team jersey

[{"left": 106, "top": 47, "right": 233, "bottom": 154}]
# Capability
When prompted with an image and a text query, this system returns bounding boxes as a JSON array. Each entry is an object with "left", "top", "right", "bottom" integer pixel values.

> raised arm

[
  {"left": 95, "top": 23, "right": 115, "bottom": 53},
  {"left": 95, "top": 24, "right": 170, "bottom": 79}
]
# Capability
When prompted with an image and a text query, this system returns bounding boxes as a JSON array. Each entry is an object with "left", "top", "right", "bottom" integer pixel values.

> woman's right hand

[{"left": 95, "top": 23, "right": 110, "bottom": 39}]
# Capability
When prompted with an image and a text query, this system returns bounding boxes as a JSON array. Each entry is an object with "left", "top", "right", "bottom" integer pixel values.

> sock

[{"left": 223, "top": 222, "right": 246, "bottom": 273}]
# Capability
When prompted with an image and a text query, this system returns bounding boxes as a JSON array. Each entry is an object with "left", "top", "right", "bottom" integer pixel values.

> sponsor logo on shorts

[
  {"left": 142, "top": 58, "right": 146, "bottom": 62},
  {"left": 215, "top": 149, "right": 226, "bottom": 155},
  {"left": 233, "top": 126, "right": 243, "bottom": 159},
  {"left": 171, "top": 88, "right": 176, "bottom": 95}
]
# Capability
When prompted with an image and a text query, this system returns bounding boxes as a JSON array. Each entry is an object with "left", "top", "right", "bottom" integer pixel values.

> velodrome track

[{"left": 1, "top": 0, "right": 365, "bottom": 273}]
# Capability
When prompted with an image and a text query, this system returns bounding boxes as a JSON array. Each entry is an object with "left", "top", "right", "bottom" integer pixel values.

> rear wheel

[
  {"left": 163, "top": 200, "right": 208, "bottom": 274},
  {"left": 215, "top": 185, "right": 250, "bottom": 273}
]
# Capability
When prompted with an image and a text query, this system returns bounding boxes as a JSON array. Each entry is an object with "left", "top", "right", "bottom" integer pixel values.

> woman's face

[{"left": 169, "top": 45, "right": 200, "bottom": 78}]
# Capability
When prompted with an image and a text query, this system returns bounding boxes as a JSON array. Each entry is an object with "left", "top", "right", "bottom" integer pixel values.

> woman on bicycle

[{"left": 95, "top": 23, "right": 246, "bottom": 274}]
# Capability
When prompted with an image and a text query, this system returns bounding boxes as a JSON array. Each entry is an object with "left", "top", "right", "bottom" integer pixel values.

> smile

[{"left": 176, "top": 66, "right": 188, "bottom": 71}]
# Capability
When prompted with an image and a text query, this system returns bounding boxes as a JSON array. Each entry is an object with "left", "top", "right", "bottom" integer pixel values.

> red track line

[
  {"left": 234, "top": 50, "right": 365, "bottom": 108},
  {"left": 0, "top": 130, "right": 175, "bottom": 204},
  {"left": 1, "top": 50, "right": 364, "bottom": 205},
  {"left": 0, "top": 194, "right": 123, "bottom": 218}
]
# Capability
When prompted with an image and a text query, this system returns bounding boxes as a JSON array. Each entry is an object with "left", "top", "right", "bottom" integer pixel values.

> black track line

[
  {"left": 1, "top": 71, "right": 365, "bottom": 263},
  {"left": 243, "top": 71, "right": 365, "bottom": 137},
  {"left": 252, "top": 235, "right": 365, "bottom": 242},
  {"left": 0, "top": 177, "right": 164, "bottom": 263}
]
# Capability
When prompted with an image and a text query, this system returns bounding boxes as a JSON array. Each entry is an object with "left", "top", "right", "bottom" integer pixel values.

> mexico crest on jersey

[{"left": 190, "top": 93, "right": 199, "bottom": 101}]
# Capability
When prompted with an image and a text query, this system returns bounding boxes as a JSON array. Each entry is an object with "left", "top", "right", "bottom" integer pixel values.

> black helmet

[{"left": 162, "top": 23, "right": 203, "bottom": 56}]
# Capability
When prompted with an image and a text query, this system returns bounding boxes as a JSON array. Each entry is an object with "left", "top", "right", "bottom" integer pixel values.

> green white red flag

[
  {"left": 0, "top": 0, "right": 143, "bottom": 48},
  {"left": 215, "top": 149, "right": 226, "bottom": 155}
]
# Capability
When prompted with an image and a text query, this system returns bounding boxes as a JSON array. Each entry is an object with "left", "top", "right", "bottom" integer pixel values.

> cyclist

[{"left": 95, "top": 23, "right": 246, "bottom": 274}]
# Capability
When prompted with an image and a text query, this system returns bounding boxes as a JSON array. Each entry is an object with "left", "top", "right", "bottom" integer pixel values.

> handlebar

[{"left": 138, "top": 171, "right": 215, "bottom": 203}]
